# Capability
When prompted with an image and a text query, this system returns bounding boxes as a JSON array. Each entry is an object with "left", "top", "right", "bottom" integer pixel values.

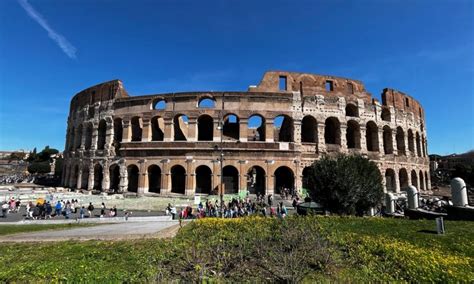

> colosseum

[{"left": 61, "top": 71, "right": 431, "bottom": 197}]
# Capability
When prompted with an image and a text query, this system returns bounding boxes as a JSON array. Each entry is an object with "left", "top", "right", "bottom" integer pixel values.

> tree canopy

[{"left": 306, "top": 155, "right": 384, "bottom": 215}]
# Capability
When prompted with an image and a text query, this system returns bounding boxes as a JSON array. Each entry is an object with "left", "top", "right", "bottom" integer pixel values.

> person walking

[
  {"left": 1, "top": 202, "right": 8, "bottom": 218},
  {"left": 87, "top": 202, "right": 94, "bottom": 218},
  {"left": 100, "top": 202, "right": 106, "bottom": 218},
  {"left": 55, "top": 201, "right": 62, "bottom": 217}
]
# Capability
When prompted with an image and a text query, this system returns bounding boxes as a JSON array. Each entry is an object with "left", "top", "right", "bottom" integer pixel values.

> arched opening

[
  {"left": 197, "top": 115, "right": 214, "bottom": 141},
  {"left": 247, "top": 166, "right": 265, "bottom": 195},
  {"left": 419, "top": 170, "right": 425, "bottom": 190},
  {"left": 381, "top": 108, "right": 391, "bottom": 122},
  {"left": 424, "top": 171, "right": 429, "bottom": 190},
  {"left": 67, "top": 127, "right": 74, "bottom": 151},
  {"left": 81, "top": 166, "right": 89, "bottom": 190},
  {"left": 274, "top": 166, "right": 294, "bottom": 194},
  {"left": 173, "top": 114, "right": 189, "bottom": 141},
  {"left": 148, "top": 165, "right": 161, "bottom": 193},
  {"left": 248, "top": 114, "right": 265, "bottom": 141},
  {"left": 396, "top": 127, "right": 405, "bottom": 155},
  {"left": 302, "top": 167, "right": 312, "bottom": 190},
  {"left": 346, "top": 120, "right": 361, "bottom": 149},
  {"left": 114, "top": 118, "right": 123, "bottom": 143},
  {"left": 366, "top": 121, "right": 379, "bottom": 151},
  {"left": 109, "top": 164, "right": 120, "bottom": 193},
  {"left": 198, "top": 97, "right": 216, "bottom": 108},
  {"left": 75, "top": 125, "right": 83, "bottom": 150},
  {"left": 71, "top": 165, "right": 79, "bottom": 188},
  {"left": 411, "top": 170, "right": 418, "bottom": 188},
  {"left": 131, "top": 117, "right": 142, "bottom": 142},
  {"left": 324, "top": 117, "right": 341, "bottom": 145},
  {"left": 97, "top": 119, "right": 107, "bottom": 150},
  {"left": 93, "top": 164, "right": 103, "bottom": 191},
  {"left": 345, "top": 104, "right": 359, "bottom": 117},
  {"left": 301, "top": 115, "right": 317, "bottom": 143},
  {"left": 171, "top": 165, "right": 186, "bottom": 194},
  {"left": 383, "top": 126, "right": 393, "bottom": 154},
  {"left": 151, "top": 116, "right": 164, "bottom": 141},
  {"left": 385, "top": 169, "right": 396, "bottom": 192},
  {"left": 416, "top": 132, "right": 422, "bottom": 157},
  {"left": 127, "top": 165, "right": 139, "bottom": 193},
  {"left": 422, "top": 137, "right": 427, "bottom": 157},
  {"left": 399, "top": 168, "right": 409, "bottom": 191},
  {"left": 223, "top": 114, "right": 240, "bottom": 140},
  {"left": 274, "top": 115, "right": 293, "bottom": 142},
  {"left": 195, "top": 165, "right": 212, "bottom": 194},
  {"left": 223, "top": 165, "right": 239, "bottom": 194},
  {"left": 153, "top": 99, "right": 166, "bottom": 110},
  {"left": 84, "top": 123, "right": 93, "bottom": 150},
  {"left": 408, "top": 129, "right": 415, "bottom": 153}
]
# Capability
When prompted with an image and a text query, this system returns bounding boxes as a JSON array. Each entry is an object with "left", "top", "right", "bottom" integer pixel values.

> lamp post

[
  {"left": 218, "top": 93, "right": 225, "bottom": 217},
  {"left": 294, "top": 159, "right": 299, "bottom": 197}
]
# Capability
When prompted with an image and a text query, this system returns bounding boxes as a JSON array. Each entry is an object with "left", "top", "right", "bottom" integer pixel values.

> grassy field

[
  {"left": 0, "top": 216, "right": 472, "bottom": 282},
  {"left": 0, "top": 223, "right": 97, "bottom": 236}
]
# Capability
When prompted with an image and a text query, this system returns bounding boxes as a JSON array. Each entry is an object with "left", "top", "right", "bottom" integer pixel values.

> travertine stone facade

[{"left": 62, "top": 71, "right": 431, "bottom": 196}]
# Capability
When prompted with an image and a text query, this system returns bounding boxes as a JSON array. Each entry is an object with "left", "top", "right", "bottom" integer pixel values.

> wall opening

[
  {"left": 81, "top": 166, "right": 89, "bottom": 190},
  {"left": 75, "top": 125, "right": 82, "bottom": 150},
  {"left": 279, "top": 76, "right": 287, "bottom": 91},
  {"left": 197, "top": 115, "right": 214, "bottom": 141},
  {"left": 396, "top": 127, "right": 405, "bottom": 155},
  {"left": 405, "top": 97, "right": 410, "bottom": 107},
  {"left": 195, "top": 165, "right": 212, "bottom": 194},
  {"left": 366, "top": 121, "right": 379, "bottom": 151},
  {"left": 84, "top": 123, "right": 93, "bottom": 150},
  {"left": 411, "top": 170, "right": 418, "bottom": 188},
  {"left": 399, "top": 168, "right": 409, "bottom": 190},
  {"left": 97, "top": 119, "right": 107, "bottom": 150},
  {"left": 301, "top": 115, "right": 317, "bottom": 143},
  {"left": 173, "top": 114, "right": 189, "bottom": 141},
  {"left": 416, "top": 132, "right": 422, "bottom": 157},
  {"left": 383, "top": 126, "right": 393, "bottom": 154},
  {"left": 151, "top": 116, "right": 165, "bottom": 141},
  {"left": 131, "top": 117, "right": 142, "bottom": 142},
  {"left": 93, "top": 164, "right": 103, "bottom": 191},
  {"left": 385, "top": 169, "right": 396, "bottom": 192},
  {"left": 408, "top": 129, "right": 415, "bottom": 153},
  {"left": 346, "top": 120, "right": 361, "bottom": 149},
  {"left": 153, "top": 99, "right": 166, "bottom": 110},
  {"left": 109, "top": 164, "right": 120, "bottom": 193},
  {"left": 345, "top": 104, "right": 359, "bottom": 117},
  {"left": 248, "top": 114, "right": 265, "bottom": 141},
  {"left": 302, "top": 167, "right": 312, "bottom": 191},
  {"left": 223, "top": 165, "right": 239, "bottom": 194},
  {"left": 148, "top": 165, "right": 161, "bottom": 193},
  {"left": 114, "top": 118, "right": 123, "bottom": 143},
  {"left": 325, "top": 80, "right": 334, "bottom": 92},
  {"left": 381, "top": 108, "right": 391, "bottom": 122},
  {"left": 223, "top": 114, "right": 240, "bottom": 140},
  {"left": 347, "top": 82, "right": 354, "bottom": 94},
  {"left": 127, "top": 165, "right": 139, "bottom": 193},
  {"left": 274, "top": 115, "right": 294, "bottom": 142},
  {"left": 171, "top": 165, "right": 186, "bottom": 194},
  {"left": 198, "top": 97, "right": 216, "bottom": 108},
  {"left": 247, "top": 166, "right": 265, "bottom": 195},
  {"left": 274, "top": 166, "right": 294, "bottom": 194},
  {"left": 324, "top": 117, "right": 341, "bottom": 145}
]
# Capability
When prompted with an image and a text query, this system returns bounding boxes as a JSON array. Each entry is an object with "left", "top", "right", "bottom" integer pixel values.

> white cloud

[{"left": 17, "top": 0, "right": 77, "bottom": 59}]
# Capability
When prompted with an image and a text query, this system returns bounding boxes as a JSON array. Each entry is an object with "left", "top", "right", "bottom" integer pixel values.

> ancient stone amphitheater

[{"left": 62, "top": 71, "right": 430, "bottom": 196}]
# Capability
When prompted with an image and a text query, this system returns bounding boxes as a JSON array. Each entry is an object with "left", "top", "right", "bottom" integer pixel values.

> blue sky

[{"left": 0, "top": 0, "right": 473, "bottom": 155}]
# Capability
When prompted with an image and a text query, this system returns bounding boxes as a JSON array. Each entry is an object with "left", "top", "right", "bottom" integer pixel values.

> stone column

[
  {"left": 74, "top": 127, "right": 82, "bottom": 150},
  {"left": 394, "top": 170, "right": 400, "bottom": 193},
  {"left": 80, "top": 130, "right": 87, "bottom": 151},
  {"left": 105, "top": 122, "right": 113, "bottom": 151},
  {"left": 238, "top": 160, "right": 247, "bottom": 194},
  {"left": 76, "top": 166, "right": 83, "bottom": 190},
  {"left": 317, "top": 122, "right": 326, "bottom": 153},
  {"left": 404, "top": 131, "right": 411, "bottom": 157},
  {"left": 378, "top": 129, "right": 384, "bottom": 154},
  {"left": 87, "top": 163, "right": 95, "bottom": 191},
  {"left": 426, "top": 172, "right": 432, "bottom": 190},
  {"left": 163, "top": 118, "right": 173, "bottom": 142},
  {"left": 212, "top": 160, "right": 220, "bottom": 193},
  {"left": 213, "top": 120, "right": 222, "bottom": 142},
  {"left": 392, "top": 129, "right": 398, "bottom": 156},
  {"left": 122, "top": 120, "right": 131, "bottom": 142},
  {"left": 102, "top": 161, "right": 110, "bottom": 192},
  {"left": 187, "top": 117, "right": 197, "bottom": 142},
  {"left": 91, "top": 123, "right": 99, "bottom": 150},
  {"left": 119, "top": 163, "right": 127, "bottom": 193},
  {"left": 160, "top": 160, "right": 170, "bottom": 194},
  {"left": 185, "top": 159, "right": 195, "bottom": 196},
  {"left": 407, "top": 171, "right": 412, "bottom": 188},
  {"left": 239, "top": 118, "right": 248, "bottom": 142},
  {"left": 265, "top": 119, "right": 274, "bottom": 142},
  {"left": 360, "top": 126, "right": 367, "bottom": 155},
  {"left": 142, "top": 119, "right": 151, "bottom": 142},
  {"left": 340, "top": 123, "right": 348, "bottom": 152},
  {"left": 293, "top": 119, "right": 301, "bottom": 144}
]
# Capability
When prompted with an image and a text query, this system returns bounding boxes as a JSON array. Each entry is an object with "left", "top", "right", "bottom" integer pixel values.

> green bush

[{"left": 27, "top": 161, "right": 51, "bottom": 174}]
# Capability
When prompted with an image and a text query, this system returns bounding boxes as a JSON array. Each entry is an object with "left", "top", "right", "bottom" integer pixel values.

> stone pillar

[
  {"left": 360, "top": 126, "right": 367, "bottom": 155},
  {"left": 317, "top": 122, "right": 326, "bottom": 153},
  {"left": 404, "top": 131, "right": 411, "bottom": 157},
  {"left": 91, "top": 123, "right": 99, "bottom": 150},
  {"left": 378, "top": 129, "right": 384, "bottom": 153},
  {"left": 80, "top": 130, "right": 87, "bottom": 151},
  {"left": 187, "top": 117, "right": 197, "bottom": 142},
  {"left": 391, "top": 129, "right": 398, "bottom": 156},
  {"left": 62, "top": 165, "right": 69, "bottom": 187},
  {"left": 68, "top": 165, "right": 76, "bottom": 188},
  {"left": 122, "top": 120, "right": 131, "bottom": 142},
  {"left": 164, "top": 118, "right": 173, "bottom": 142},
  {"left": 340, "top": 123, "right": 347, "bottom": 152},
  {"left": 212, "top": 160, "right": 220, "bottom": 193},
  {"left": 265, "top": 119, "right": 274, "bottom": 142},
  {"left": 213, "top": 120, "right": 222, "bottom": 142},
  {"left": 293, "top": 119, "right": 301, "bottom": 144},
  {"left": 74, "top": 127, "right": 82, "bottom": 150},
  {"left": 407, "top": 171, "right": 412, "bottom": 188},
  {"left": 266, "top": 162, "right": 275, "bottom": 195},
  {"left": 137, "top": 164, "right": 147, "bottom": 195},
  {"left": 186, "top": 159, "right": 195, "bottom": 196},
  {"left": 102, "top": 161, "right": 110, "bottom": 192},
  {"left": 160, "top": 161, "right": 170, "bottom": 194},
  {"left": 238, "top": 160, "right": 247, "bottom": 194},
  {"left": 142, "top": 119, "right": 151, "bottom": 142},
  {"left": 87, "top": 163, "right": 95, "bottom": 191},
  {"left": 426, "top": 172, "right": 431, "bottom": 190},
  {"left": 239, "top": 118, "right": 248, "bottom": 142},
  {"left": 394, "top": 170, "right": 400, "bottom": 193},
  {"left": 76, "top": 166, "right": 83, "bottom": 190},
  {"left": 105, "top": 122, "right": 113, "bottom": 151},
  {"left": 119, "top": 163, "right": 127, "bottom": 193}
]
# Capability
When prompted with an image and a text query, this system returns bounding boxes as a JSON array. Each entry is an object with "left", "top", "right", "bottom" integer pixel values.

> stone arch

[
  {"left": 152, "top": 98, "right": 166, "bottom": 110},
  {"left": 381, "top": 108, "right": 391, "bottom": 122},
  {"left": 346, "top": 120, "right": 361, "bottom": 149},
  {"left": 396, "top": 127, "right": 405, "bottom": 155},
  {"left": 75, "top": 124, "right": 83, "bottom": 150},
  {"left": 345, "top": 103, "right": 359, "bottom": 117},
  {"left": 274, "top": 166, "right": 294, "bottom": 194},
  {"left": 93, "top": 163, "right": 103, "bottom": 191},
  {"left": 97, "top": 119, "right": 107, "bottom": 150},
  {"left": 408, "top": 129, "right": 415, "bottom": 153},
  {"left": 148, "top": 164, "right": 161, "bottom": 193},
  {"left": 114, "top": 118, "right": 123, "bottom": 143},
  {"left": 151, "top": 116, "right": 165, "bottom": 141},
  {"left": 366, "top": 121, "right": 379, "bottom": 152},
  {"left": 302, "top": 166, "right": 312, "bottom": 190},
  {"left": 109, "top": 164, "right": 120, "bottom": 193},
  {"left": 223, "top": 114, "right": 240, "bottom": 140},
  {"left": 325, "top": 117, "right": 341, "bottom": 145},
  {"left": 248, "top": 114, "right": 265, "bottom": 141},
  {"left": 274, "top": 115, "right": 294, "bottom": 142},
  {"left": 127, "top": 164, "right": 139, "bottom": 193},
  {"left": 301, "top": 115, "right": 317, "bottom": 143},
  {"left": 385, "top": 169, "right": 396, "bottom": 192},
  {"left": 197, "top": 115, "right": 214, "bottom": 141},
  {"left": 419, "top": 170, "right": 425, "bottom": 190},
  {"left": 223, "top": 165, "right": 239, "bottom": 194},
  {"left": 195, "top": 165, "right": 212, "bottom": 194},
  {"left": 411, "top": 170, "right": 418, "bottom": 188},
  {"left": 416, "top": 132, "right": 422, "bottom": 157},
  {"left": 131, "top": 116, "right": 142, "bottom": 142},
  {"left": 247, "top": 165, "right": 265, "bottom": 195},
  {"left": 84, "top": 123, "right": 93, "bottom": 150},
  {"left": 197, "top": 96, "right": 216, "bottom": 108},
  {"left": 383, "top": 125, "right": 393, "bottom": 154},
  {"left": 399, "top": 168, "right": 409, "bottom": 190},
  {"left": 81, "top": 165, "right": 89, "bottom": 190},
  {"left": 171, "top": 165, "right": 186, "bottom": 194},
  {"left": 173, "top": 114, "right": 189, "bottom": 141}
]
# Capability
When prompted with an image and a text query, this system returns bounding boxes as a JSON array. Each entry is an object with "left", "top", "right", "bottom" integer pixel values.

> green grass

[
  {"left": 0, "top": 223, "right": 98, "bottom": 236},
  {"left": 0, "top": 217, "right": 472, "bottom": 282}
]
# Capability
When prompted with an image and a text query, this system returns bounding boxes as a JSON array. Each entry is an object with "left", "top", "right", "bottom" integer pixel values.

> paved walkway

[{"left": 0, "top": 220, "right": 181, "bottom": 242}]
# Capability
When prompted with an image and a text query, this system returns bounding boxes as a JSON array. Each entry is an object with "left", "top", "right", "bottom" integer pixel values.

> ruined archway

[
  {"left": 173, "top": 114, "right": 189, "bottom": 141},
  {"left": 109, "top": 164, "right": 120, "bottom": 193},
  {"left": 396, "top": 127, "right": 405, "bottom": 155},
  {"left": 223, "top": 165, "right": 239, "bottom": 194},
  {"left": 345, "top": 103, "right": 358, "bottom": 117},
  {"left": 248, "top": 114, "right": 265, "bottom": 141},
  {"left": 171, "top": 165, "right": 186, "bottom": 194},
  {"left": 197, "top": 115, "right": 214, "bottom": 141},
  {"left": 346, "top": 120, "right": 361, "bottom": 149},
  {"left": 247, "top": 166, "right": 265, "bottom": 195},
  {"left": 93, "top": 163, "right": 103, "bottom": 191},
  {"left": 366, "top": 121, "right": 379, "bottom": 152},
  {"left": 381, "top": 108, "right": 391, "bottom": 122},
  {"left": 385, "top": 169, "right": 396, "bottom": 192},
  {"left": 195, "top": 165, "right": 212, "bottom": 194},
  {"left": 411, "top": 170, "right": 418, "bottom": 188},
  {"left": 75, "top": 124, "right": 83, "bottom": 150},
  {"left": 127, "top": 164, "right": 139, "bottom": 193},
  {"left": 324, "top": 117, "right": 341, "bottom": 145},
  {"left": 148, "top": 164, "right": 161, "bottom": 193},
  {"left": 301, "top": 115, "right": 317, "bottom": 143},
  {"left": 84, "top": 123, "right": 93, "bottom": 150},
  {"left": 383, "top": 126, "right": 393, "bottom": 154},
  {"left": 114, "top": 118, "right": 123, "bottom": 143},
  {"left": 151, "top": 116, "right": 164, "bottom": 141},
  {"left": 420, "top": 170, "right": 426, "bottom": 190},
  {"left": 274, "top": 166, "right": 294, "bottom": 194},
  {"left": 81, "top": 166, "right": 89, "bottom": 190},
  {"left": 131, "top": 117, "right": 142, "bottom": 142},
  {"left": 198, "top": 97, "right": 216, "bottom": 108},
  {"left": 399, "top": 168, "right": 409, "bottom": 191},
  {"left": 97, "top": 119, "right": 107, "bottom": 150},
  {"left": 274, "top": 115, "right": 293, "bottom": 142},
  {"left": 223, "top": 114, "right": 240, "bottom": 140}
]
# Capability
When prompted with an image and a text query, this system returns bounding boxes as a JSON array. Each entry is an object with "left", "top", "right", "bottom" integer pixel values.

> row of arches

[
  {"left": 385, "top": 168, "right": 430, "bottom": 192},
  {"left": 67, "top": 119, "right": 108, "bottom": 151}
]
